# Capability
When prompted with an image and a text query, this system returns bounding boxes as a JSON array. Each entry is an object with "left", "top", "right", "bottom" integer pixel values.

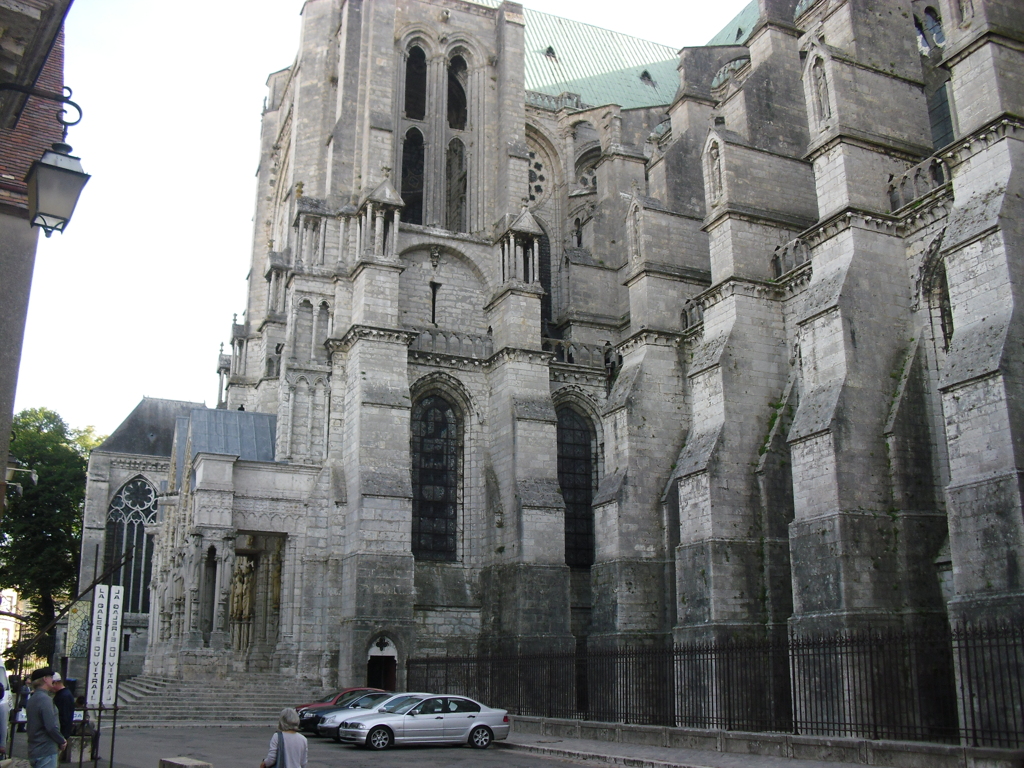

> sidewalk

[{"left": 498, "top": 730, "right": 875, "bottom": 768}]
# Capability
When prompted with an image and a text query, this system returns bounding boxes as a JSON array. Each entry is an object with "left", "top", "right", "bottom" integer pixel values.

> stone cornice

[
  {"left": 109, "top": 457, "right": 170, "bottom": 473},
  {"left": 617, "top": 328, "right": 681, "bottom": 356},
  {"left": 487, "top": 347, "right": 553, "bottom": 367},
  {"left": 699, "top": 276, "right": 781, "bottom": 311},
  {"left": 328, "top": 325, "right": 418, "bottom": 353},
  {"left": 549, "top": 367, "right": 608, "bottom": 387},
  {"left": 800, "top": 208, "right": 899, "bottom": 248},
  {"left": 623, "top": 262, "right": 711, "bottom": 287},
  {"left": 408, "top": 351, "right": 490, "bottom": 372},
  {"left": 941, "top": 116, "right": 1024, "bottom": 168},
  {"left": 895, "top": 194, "right": 953, "bottom": 238}
]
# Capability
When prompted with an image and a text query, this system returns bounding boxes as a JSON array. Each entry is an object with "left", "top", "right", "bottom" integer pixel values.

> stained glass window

[
  {"left": 557, "top": 407, "right": 595, "bottom": 568},
  {"left": 411, "top": 395, "right": 461, "bottom": 561},
  {"left": 104, "top": 477, "right": 157, "bottom": 613}
]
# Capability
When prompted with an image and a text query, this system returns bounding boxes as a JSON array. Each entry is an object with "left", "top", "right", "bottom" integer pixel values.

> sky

[{"left": 15, "top": 0, "right": 752, "bottom": 437}]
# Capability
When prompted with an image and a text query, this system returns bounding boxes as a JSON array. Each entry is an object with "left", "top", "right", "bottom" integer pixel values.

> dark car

[
  {"left": 316, "top": 691, "right": 396, "bottom": 741},
  {"left": 296, "top": 687, "right": 382, "bottom": 733}
]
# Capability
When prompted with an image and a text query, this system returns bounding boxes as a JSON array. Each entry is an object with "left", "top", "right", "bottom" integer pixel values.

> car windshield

[
  {"left": 380, "top": 696, "right": 423, "bottom": 714},
  {"left": 335, "top": 690, "right": 368, "bottom": 706},
  {"left": 347, "top": 693, "right": 391, "bottom": 709},
  {"left": 317, "top": 692, "right": 338, "bottom": 703}
]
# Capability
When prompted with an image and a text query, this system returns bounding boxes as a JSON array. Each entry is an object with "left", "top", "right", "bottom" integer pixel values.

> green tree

[{"left": 1, "top": 408, "right": 99, "bottom": 661}]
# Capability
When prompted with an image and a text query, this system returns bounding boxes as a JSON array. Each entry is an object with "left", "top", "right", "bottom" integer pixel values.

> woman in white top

[{"left": 260, "top": 708, "right": 308, "bottom": 768}]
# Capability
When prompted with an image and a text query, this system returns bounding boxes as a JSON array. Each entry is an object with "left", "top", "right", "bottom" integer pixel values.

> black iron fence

[{"left": 407, "top": 623, "right": 1024, "bottom": 748}]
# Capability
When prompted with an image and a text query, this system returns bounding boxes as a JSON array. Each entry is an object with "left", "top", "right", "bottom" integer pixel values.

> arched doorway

[{"left": 367, "top": 635, "right": 398, "bottom": 690}]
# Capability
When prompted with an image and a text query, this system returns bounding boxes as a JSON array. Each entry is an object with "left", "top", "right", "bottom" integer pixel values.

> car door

[
  {"left": 402, "top": 697, "right": 447, "bottom": 742},
  {"left": 442, "top": 697, "right": 482, "bottom": 740}
]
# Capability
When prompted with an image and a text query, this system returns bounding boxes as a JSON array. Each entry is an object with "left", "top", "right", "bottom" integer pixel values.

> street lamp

[{"left": 0, "top": 83, "right": 89, "bottom": 236}]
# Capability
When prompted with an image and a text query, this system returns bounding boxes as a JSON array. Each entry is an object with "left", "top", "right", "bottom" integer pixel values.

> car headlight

[{"left": 321, "top": 715, "right": 339, "bottom": 725}]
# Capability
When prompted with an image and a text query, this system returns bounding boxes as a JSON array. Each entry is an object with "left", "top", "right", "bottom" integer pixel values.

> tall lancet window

[
  {"left": 445, "top": 139, "right": 467, "bottom": 233},
  {"left": 447, "top": 55, "right": 468, "bottom": 130},
  {"left": 557, "top": 407, "right": 595, "bottom": 568},
  {"left": 405, "top": 46, "right": 427, "bottom": 120},
  {"left": 411, "top": 394, "right": 462, "bottom": 561},
  {"left": 104, "top": 477, "right": 158, "bottom": 613},
  {"left": 402, "top": 128, "right": 425, "bottom": 225}
]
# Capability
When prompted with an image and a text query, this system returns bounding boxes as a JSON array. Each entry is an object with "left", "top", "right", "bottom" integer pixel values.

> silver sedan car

[{"left": 335, "top": 693, "right": 510, "bottom": 750}]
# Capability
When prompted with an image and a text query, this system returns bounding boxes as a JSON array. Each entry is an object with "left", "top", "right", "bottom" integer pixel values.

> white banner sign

[{"left": 86, "top": 585, "right": 124, "bottom": 707}]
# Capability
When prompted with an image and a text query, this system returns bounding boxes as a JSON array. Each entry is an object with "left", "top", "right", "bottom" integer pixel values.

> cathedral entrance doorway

[
  {"left": 367, "top": 636, "right": 398, "bottom": 689},
  {"left": 229, "top": 533, "right": 284, "bottom": 668}
]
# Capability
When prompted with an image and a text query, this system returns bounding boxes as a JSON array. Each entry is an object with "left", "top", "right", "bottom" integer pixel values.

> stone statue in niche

[
  {"left": 812, "top": 57, "right": 832, "bottom": 123},
  {"left": 708, "top": 142, "right": 723, "bottom": 201},
  {"left": 958, "top": 0, "right": 974, "bottom": 22}
]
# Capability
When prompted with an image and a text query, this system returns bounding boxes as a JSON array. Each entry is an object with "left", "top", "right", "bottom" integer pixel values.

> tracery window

[
  {"left": 405, "top": 46, "right": 427, "bottom": 120},
  {"left": 401, "top": 128, "right": 425, "bottom": 225},
  {"left": 557, "top": 407, "right": 595, "bottom": 568},
  {"left": 411, "top": 394, "right": 462, "bottom": 561},
  {"left": 103, "top": 477, "right": 158, "bottom": 613}
]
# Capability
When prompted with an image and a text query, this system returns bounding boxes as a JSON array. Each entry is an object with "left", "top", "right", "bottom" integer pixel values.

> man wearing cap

[
  {"left": 26, "top": 668, "right": 66, "bottom": 768},
  {"left": 51, "top": 674, "right": 74, "bottom": 763}
]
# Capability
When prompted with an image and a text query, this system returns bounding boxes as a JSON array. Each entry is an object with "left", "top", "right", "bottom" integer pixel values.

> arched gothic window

[
  {"left": 402, "top": 128, "right": 425, "bottom": 225},
  {"left": 411, "top": 394, "right": 462, "bottom": 561},
  {"left": 447, "top": 55, "right": 468, "bottom": 130},
  {"left": 405, "top": 46, "right": 427, "bottom": 120},
  {"left": 557, "top": 407, "right": 595, "bottom": 568},
  {"left": 104, "top": 477, "right": 158, "bottom": 613}
]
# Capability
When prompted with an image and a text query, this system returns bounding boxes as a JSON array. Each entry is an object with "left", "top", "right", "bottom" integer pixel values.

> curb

[{"left": 495, "top": 740, "right": 718, "bottom": 768}]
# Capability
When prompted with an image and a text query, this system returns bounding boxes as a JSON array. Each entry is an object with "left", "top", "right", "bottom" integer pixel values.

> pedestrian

[
  {"left": 25, "top": 667, "right": 66, "bottom": 768},
  {"left": 50, "top": 674, "right": 74, "bottom": 763},
  {"left": 259, "top": 708, "right": 307, "bottom": 768}
]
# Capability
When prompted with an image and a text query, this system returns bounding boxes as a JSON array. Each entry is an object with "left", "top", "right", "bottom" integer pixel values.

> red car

[{"left": 295, "top": 688, "right": 383, "bottom": 733}]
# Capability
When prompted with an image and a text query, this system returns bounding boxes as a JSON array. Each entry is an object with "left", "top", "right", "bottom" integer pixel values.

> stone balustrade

[
  {"left": 409, "top": 328, "right": 493, "bottom": 359},
  {"left": 541, "top": 337, "right": 607, "bottom": 368},
  {"left": 771, "top": 237, "right": 811, "bottom": 279},
  {"left": 887, "top": 156, "right": 950, "bottom": 212}
]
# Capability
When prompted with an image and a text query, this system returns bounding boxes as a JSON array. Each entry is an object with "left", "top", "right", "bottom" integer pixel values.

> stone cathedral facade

[{"left": 75, "top": 0, "right": 1024, "bottom": 690}]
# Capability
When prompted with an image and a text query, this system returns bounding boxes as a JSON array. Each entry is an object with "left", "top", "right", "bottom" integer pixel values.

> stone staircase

[{"left": 114, "top": 674, "right": 325, "bottom": 726}]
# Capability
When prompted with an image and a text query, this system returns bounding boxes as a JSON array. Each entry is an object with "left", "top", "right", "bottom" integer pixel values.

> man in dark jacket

[
  {"left": 51, "top": 674, "right": 74, "bottom": 763},
  {"left": 26, "top": 668, "right": 66, "bottom": 768}
]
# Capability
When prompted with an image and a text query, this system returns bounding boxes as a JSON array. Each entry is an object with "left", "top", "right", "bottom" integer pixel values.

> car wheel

[
  {"left": 468, "top": 725, "right": 493, "bottom": 749},
  {"left": 367, "top": 726, "right": 393, "bottom": 750},
  {"left": 332, "top": 733, "right": 341, "bottom": 743}
]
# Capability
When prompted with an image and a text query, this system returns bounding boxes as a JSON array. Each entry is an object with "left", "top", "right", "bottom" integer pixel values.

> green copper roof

[
  {"left": 470, "top": 1, "right": 679, "bottom": 109},
  {"left": 705, "top": 0, "right": 760, "bottom": 46},
  {"left": 519, "top": 7, "right": 679, "bottom": 110}
]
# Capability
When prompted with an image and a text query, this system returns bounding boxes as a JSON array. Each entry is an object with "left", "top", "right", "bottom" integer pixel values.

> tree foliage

[{"left": 1, "top": 408, "right": 101, "bottom": 660}]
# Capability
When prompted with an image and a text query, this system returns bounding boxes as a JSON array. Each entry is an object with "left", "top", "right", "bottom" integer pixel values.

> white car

[{"left": 335, "top": 693, "right": 510, "bottom": 750}]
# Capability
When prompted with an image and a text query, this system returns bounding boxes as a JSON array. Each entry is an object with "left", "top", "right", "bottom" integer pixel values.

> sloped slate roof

[
  {"left": 470, "top": 1, "right": 679, "bottom": 109},
  {"left": 98, "top": 398, "right": 206, "bottom": 457},
  {"left": 187, "top": 409, "right": 278, "bottom": 464},
  {"left": 706, "top": 1, "right": 760, "bottom": 46}
]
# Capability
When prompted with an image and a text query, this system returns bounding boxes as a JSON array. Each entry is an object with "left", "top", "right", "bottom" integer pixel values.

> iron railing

[{"left": 407, "top": 622, "right": 1024, "bottom": 748}]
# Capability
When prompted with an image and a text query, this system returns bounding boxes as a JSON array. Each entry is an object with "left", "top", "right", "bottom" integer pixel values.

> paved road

[{"left": 23, "top": 726, "right": 590, "bottom": 768}]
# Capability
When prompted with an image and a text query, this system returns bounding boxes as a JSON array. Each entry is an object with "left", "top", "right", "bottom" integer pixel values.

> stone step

[{"left": 113, "top": 673, "right": 324, "bottom": 724}]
